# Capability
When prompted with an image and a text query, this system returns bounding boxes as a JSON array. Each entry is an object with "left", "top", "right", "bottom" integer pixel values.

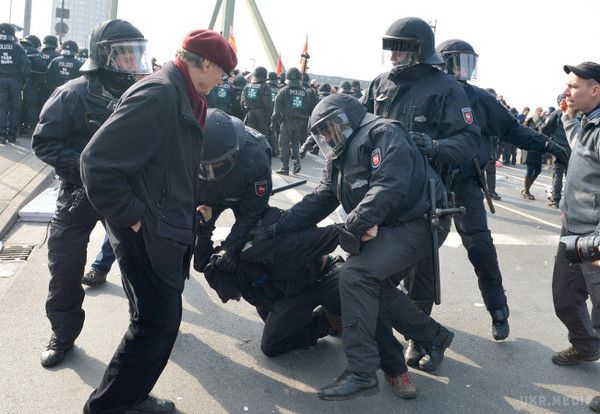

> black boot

[
  {"left": 404, "top": 339, "right": 426, "bottom": 368},
  {"left": 292, "top": 162, "right": 301, "bottom": 174},
  {"left": 491, "top": 306, "right": 510, "bottom": 340},
  {"left": 0, "top": 134, "right": 6, "bottom": 144},
  {"left": 419, "top": 327, "right": 454, "bottom": 372},
  {"left": 318, "top": 371, "right": 379, "bottom": 401},
  {"left": 40, "top": 334, "right": 74, "bottom": 368},
  {"left": 590, "top": 396, "right": 600, "bottom": 413},
  {"left": 276, "top": 166, "right": 289, "bottom": 175}
]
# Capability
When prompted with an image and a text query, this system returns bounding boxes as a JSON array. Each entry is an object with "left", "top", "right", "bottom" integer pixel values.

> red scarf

[{"left": 174, "top": 58, "right": 207, "bottom": 128}]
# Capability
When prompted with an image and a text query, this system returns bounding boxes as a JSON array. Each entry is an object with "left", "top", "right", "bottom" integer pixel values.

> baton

[
  {"left": 473, "top": 159, "right": 495, "bottom": 214},
  {"left": 270, "top": 179, "right": 306, "bottom": 195}
]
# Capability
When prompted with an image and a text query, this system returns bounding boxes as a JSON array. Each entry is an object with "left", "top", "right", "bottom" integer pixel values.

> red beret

[{"left": 181, "top": 29, "right": 237, "bottom": 73}]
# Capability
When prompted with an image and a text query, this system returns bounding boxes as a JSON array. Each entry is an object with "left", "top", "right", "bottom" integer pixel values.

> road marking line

[
  {"left": 492, "top": 201, "right": 561, "bottom": 230},
  {"left": 443, "top": 232, "right": 558, "bottom": 248}
]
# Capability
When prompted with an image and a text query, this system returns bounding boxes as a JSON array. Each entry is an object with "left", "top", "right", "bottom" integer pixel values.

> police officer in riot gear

[
  {"left": 267, "top": 71, "right": 283, "bottom": 154},
  {"left": 272, "top": 67, "right": 311, "bottom": 175},
  {"left": 32, "top": 19, "right": 151, "bottom": 368},
  {"left": 318, "top": 83, "right": 332, "bottom": 100},
  {"left": 76, "top": 48, "right": 88, "bottom": 62},
  {"left": 20, "top": 34, "right": 46, "bottom": 134},
  {"left": 340, "top": 80, "right": 352, "bottom": 94},
  {"left": 302, "top": 72, "right": 317, "bottom": 112},
  {"left": 230, "top": 74, "right": 247, "bottom": 120},
  {"left": 256, "top": 94, "right": 454, "bottom": 400},
  {"left": 206, "top": 78, "right": 234, "bottom": 114},
  {"left": 0, "top": 23, "right": 30, "bottom": 143},
  {"left": 351, "top": 80, "right": 362, "bottom": 99},
  {"left": 46, "top": 40, "right": 83, "bottom": 93},
  {"left": 40, "top": 35, "right": 60, "bottom": 102},
  {"left": 277, "top": 71, "right": 286, "bottom": 88},
  {"left": 435, "top": 38, "right": 569, "bottom": 342},
  {"left": 267, "top": 71, "right": 279, "bottom": 95},
  {"left": 241, "top": 66, "right": 273, "bottom": 137},
  {"left": 193, "top": 109, "right": 272, "bottom": 275},
  {"left": 363, "top": 17, "right": 482, "bottom": 368}
]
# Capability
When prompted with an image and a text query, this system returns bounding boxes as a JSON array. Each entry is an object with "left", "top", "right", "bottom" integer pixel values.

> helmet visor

[
  {"left": 446, "top": 52, "right": 478, "bottom": 81},
  {"left": 310, "top": 109, "right": 353, "bottom": 159},
  {"left": 99, "top": 39, "right": 152, "bottom": 75},
  {"left": 199, "top": 148, "right": 239, "bottom": 181}
]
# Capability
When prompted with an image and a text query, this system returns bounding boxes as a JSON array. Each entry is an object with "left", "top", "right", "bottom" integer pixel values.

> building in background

[{"left": 50, "top": 0, "right": 111, "bottom": 47}]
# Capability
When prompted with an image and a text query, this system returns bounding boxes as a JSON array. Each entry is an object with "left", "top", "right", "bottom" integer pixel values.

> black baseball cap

[{"left": 564, "top": 61, "right": 600, "bottom": 84}]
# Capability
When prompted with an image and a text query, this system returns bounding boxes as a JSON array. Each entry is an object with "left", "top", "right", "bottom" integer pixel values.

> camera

[{"left": 560, "top": 233, "right": 600, "bottom": 263}]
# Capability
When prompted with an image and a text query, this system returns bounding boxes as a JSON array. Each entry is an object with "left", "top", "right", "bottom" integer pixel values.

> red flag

[
  {"left": 299, "top": 35, "right": 309, "bottom": 73},
  {"left": 276, "top": 54, "right": 283, "bottom": 75},
  {"left": 228, "top": 26, "right": 237, "bottom": 54}
]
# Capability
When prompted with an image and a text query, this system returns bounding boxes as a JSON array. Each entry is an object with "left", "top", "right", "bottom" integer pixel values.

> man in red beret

[{"left": 80, "top": 29, "right": 236, "bottom": 413}]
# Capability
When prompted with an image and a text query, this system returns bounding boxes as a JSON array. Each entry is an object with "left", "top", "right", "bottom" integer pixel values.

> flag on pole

[
  {"left": 228, "top": 26, "right": 237, "bottom": 54},
  {"left": 276, "top": 54, "right": 283, "bottom": 75},
  {"left": 299, "top": 35, "right": 309, "bottom": 74}
]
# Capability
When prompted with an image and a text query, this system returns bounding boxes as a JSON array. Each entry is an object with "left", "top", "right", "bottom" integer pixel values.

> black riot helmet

[
  {"left": 310, "top": 94, "right": 366, "bottom": 160},
  {"left": 286, "top": 67, "right": 301, "bottom": 87},
  {"left": 0, "top": 23, "right": 16, "bottom": 42},
  {"left": 77, "top": 48, "right": 89, "bottom": 59},
  {"left": 318, "top": 83, "right": 332, "bottom": 96},
  {"left": 43, "top": 35, "right": 58, "bottom": 49},
  {"left": 351, "top": 80, "right": 361, "bottom": 91},
  {"left": 200, "top": 109, "right": 242, "bottom": 181},
  {"left": 81, "top": 19, "right": 151, "bottom": 92},
  {"left": 340, "top": 80, "right": 351, "bottom": 93},
  {"left": 253, "top": 66, "right": 267, "bottom": 82},
  {"left": 278, "top": 72, "right": 286, "bottom": 84},
  {"left": 232, "top": 74, "right": 247, "bottom": 89},
  {"left": 436, "top": 39, "right": 478, "bottom": 81},
  {"left": 25, "top": 34, "right": 41, "bottom": 49},
  {"left": 267, "top": 71, "right": 278, "bottom": 82},
  {"left": 382, "top": 17, "right": 443, "bottom": 70},
  {"left": 61, "top": 40, "right": 79, "bottom": 56}
]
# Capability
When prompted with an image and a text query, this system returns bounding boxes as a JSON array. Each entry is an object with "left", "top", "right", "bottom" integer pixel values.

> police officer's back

[
  {"left": 39, "top": 35, "right": 59, "bottom": 102},
  {"left": 46, "top": 40, "right": 83, "bottom": 94},
  {"left": 206, "top": 79, "right": 235, "bottom": 114},
  {"left": 0, "top": 23, "right": 30, "bottom": 142},
  {"left": 241, "top": 66, "right": 273, "bottom": 136},
  {"left": 272, "top": 67, "right": 312, "bottom": 175},
  {"left": 267, "top": 71, "right": 280, "bottom": 102},
  {"left": 20, "top": 35, "right": 46, "bottom": 133}
]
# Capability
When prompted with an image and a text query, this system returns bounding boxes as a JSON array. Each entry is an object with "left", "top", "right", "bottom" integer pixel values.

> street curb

[{"left": 0, "top": 164, "right": 54, "bottom": 240}]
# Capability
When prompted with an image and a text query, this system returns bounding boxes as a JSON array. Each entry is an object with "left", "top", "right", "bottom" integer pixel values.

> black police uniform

[
  {"left": 206, "top": 81, "right": 235, "bottom": 114},
  {"left": 32, "top": 74, "right": 117, "bottom": 347},
  {"left": 0, "top": 35, "right": 30, "bottom": 139},
  {"left": 272, "top": 84, "right": 311, "bottom": 172},
  {"left": 46, "top": 54, "right": 83, "bottom": 94},
  {"left": 241, "top": 79, "right": 273, "bottom": 136},
  {"left": 40, "top": 46, "right": 59, "bottom": 102},
  {"left": 193, "top": 123, "right": 273, "bottom": 271},
  {"left": 364, "top": 63, "right": 481, "bottom": 314},
  {"left": 541, "top": 108, "right": 570, "bottom": 205},
  {"left": 20, "top": 39, "right": 46, "bottom": 132},
  {"left": 272, "top": 95, "right": 450, "bottom": 376}
]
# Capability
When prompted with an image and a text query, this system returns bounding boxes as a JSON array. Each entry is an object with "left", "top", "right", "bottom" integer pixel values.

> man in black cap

[{"left": 550, "top": 61, "right": 600, "bottom": 414}]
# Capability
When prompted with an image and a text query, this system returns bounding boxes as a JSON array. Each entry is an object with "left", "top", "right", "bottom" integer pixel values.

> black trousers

[
  {"left": 22, "top": 78, "right": 43, "bottom": 129},
  {"left": 46, "top": 183, "right": 103, "bottom": 344},
  {"left": 244, "top": 109, "right": 270, "bottom": 137},
  {"left": 485, "top": 159, "right": 497, "bottom": 193},
  {"left": 339, "top": 219, "right": 448, "bottom": 375},
  {"left": 0, "top": 77, "right": 21, "bottom": 136},
  {"left": 502, "top": 144, "right": 517, "bottom": 164},
  {"left": 84, "top": 223, "right": 182, "bottom": 413},
  {"left": 410, "top": 177, "right": 507, "bottom": 313},
  {"left": 260, "top": 275, "right": 340, "bottom": 357},
  {"left": 552, "top": 227, "right": 600, "bottom": 355},
  {"left": 278, "top": 120, "right": 305, "bottom": 169},
  {"left": 550, "top": 162, "right": 567, "bottom": 203}
]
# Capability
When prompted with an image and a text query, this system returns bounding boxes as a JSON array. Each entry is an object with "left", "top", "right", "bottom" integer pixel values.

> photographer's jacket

[{"left": 561, "top": 107, "right": 600, "bottom": 234}]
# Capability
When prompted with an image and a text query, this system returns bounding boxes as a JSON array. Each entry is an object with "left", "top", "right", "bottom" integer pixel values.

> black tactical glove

[
  {"left": 410, "top": 132, "right": 439, "bottom": 159},
  {"left": 544, "top": 140, "right": 569, "bottom": 165},
  {"left": 210, "top": 250, "right": 237, "bottom": 273},
  {"left": 300, "top": 136, "right": 317, "bottom": 159}
]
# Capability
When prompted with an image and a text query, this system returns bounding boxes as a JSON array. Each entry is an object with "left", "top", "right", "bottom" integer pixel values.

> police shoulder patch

[
  {"left": 461, "top": 107, "right": 474, "bottom": 125},
  {"left": 371, "top": 148, "right": 382, "bottom": 168},
  {"left": 255, "top": 180, "right": 268, "bottom": 197}
]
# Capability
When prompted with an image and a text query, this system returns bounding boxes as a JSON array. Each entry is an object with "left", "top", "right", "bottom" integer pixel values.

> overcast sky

[{"left": 3, "top": 0, "right": 599, "bottom": 110}]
